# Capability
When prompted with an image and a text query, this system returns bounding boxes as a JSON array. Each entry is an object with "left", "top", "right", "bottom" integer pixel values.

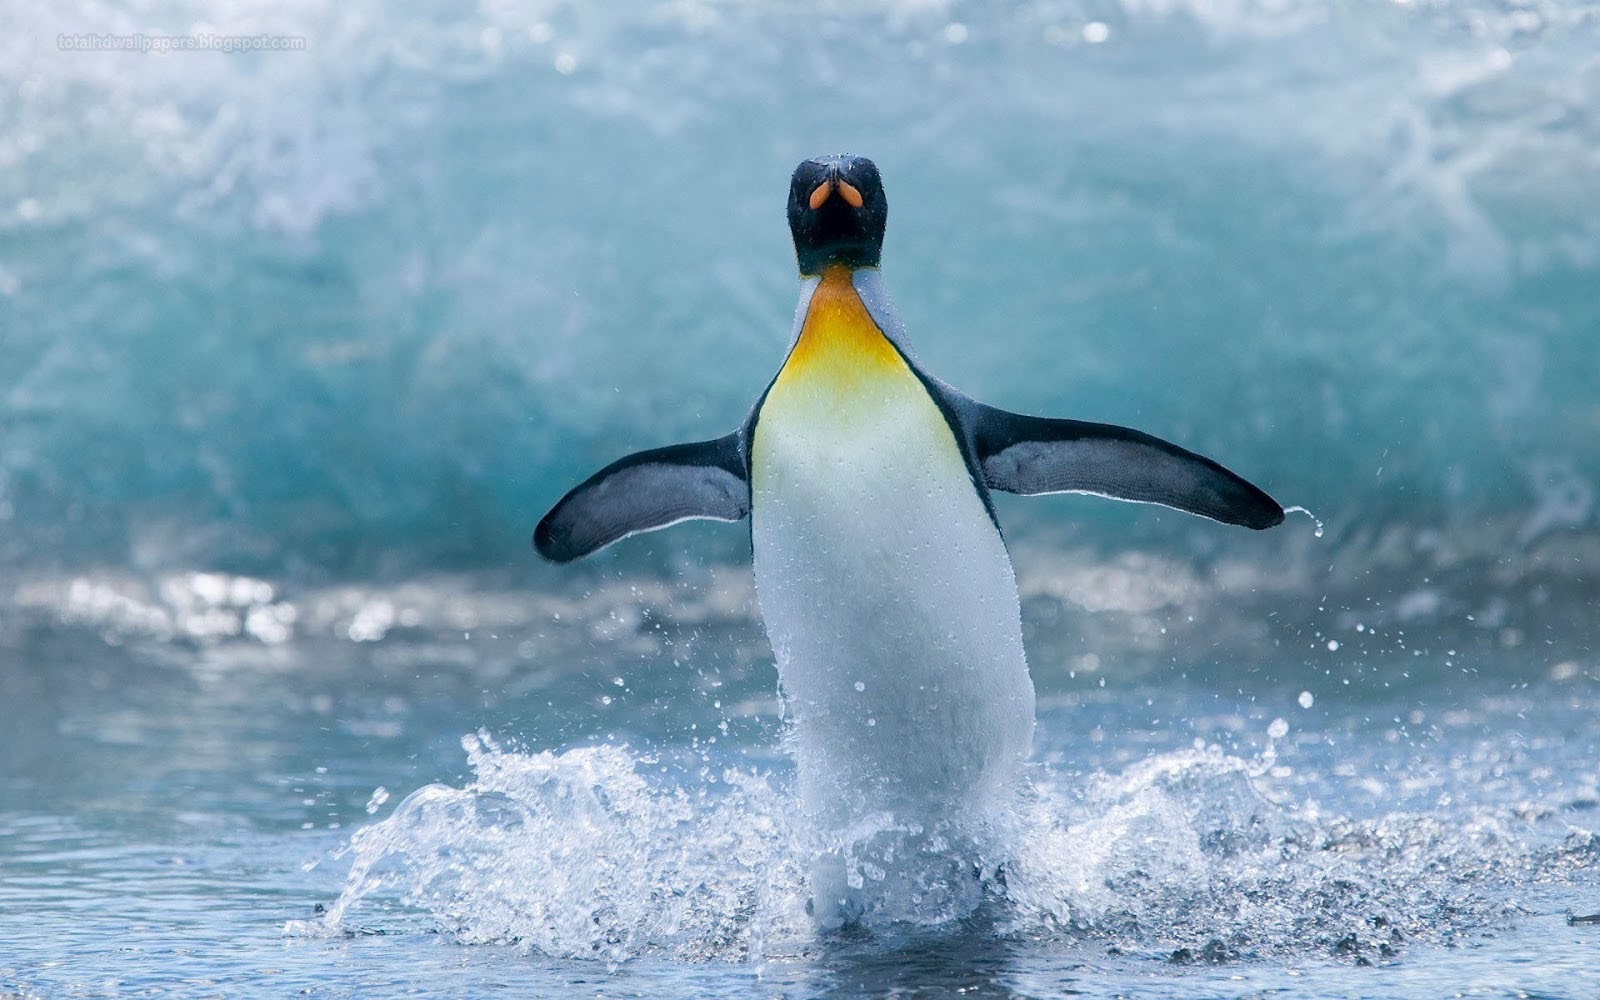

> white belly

[{"left": 750, "top": 378, "right": 1034, "bottom": 828}]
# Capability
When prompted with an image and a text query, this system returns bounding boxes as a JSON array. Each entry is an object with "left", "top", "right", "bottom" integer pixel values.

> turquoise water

[{"left": 3, "top": 1, "right": 1599, "bottom": 996}]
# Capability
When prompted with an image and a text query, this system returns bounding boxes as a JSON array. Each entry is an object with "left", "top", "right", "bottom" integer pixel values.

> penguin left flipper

[
  {"left": 533, "top": 433, "right": 749, "bottom": 562},
  {"left": 967, "top": 402, "right": 1284, "bottom": 529}
]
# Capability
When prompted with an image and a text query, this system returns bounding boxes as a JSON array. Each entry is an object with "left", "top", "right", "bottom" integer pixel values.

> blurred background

[{"left": 2, "top": 0, "right": 1596, "bottom": 585}]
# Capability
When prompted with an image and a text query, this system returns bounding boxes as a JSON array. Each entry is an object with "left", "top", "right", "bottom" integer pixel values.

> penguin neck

[{"left": 777, "top": 266, "right": 903, "bottom": 392}]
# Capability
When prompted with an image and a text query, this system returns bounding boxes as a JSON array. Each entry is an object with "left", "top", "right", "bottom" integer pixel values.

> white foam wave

[
  {"left": 301, "top": 734, "right": 811, "bottom": 964},
  {"left": 299, "top": 735, "right": 1560, "bottom": 965}
]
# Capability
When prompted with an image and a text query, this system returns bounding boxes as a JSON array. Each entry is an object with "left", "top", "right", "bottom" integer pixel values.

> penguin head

[{"left": 787, "top": 154, "right": 887, "bottom": 276}]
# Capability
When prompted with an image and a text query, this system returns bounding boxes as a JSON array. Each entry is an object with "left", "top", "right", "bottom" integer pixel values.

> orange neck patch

[{"left": 775, "top": 267, "right": 905, "bottom": 393}]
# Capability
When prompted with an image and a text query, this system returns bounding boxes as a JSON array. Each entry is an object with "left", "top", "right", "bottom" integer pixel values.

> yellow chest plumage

[
  {"left": 771, "top": 267, "right": 921, "bottom": 403},
  {"left": 753, "top": 264, "right": 975, "bottom": 515}
]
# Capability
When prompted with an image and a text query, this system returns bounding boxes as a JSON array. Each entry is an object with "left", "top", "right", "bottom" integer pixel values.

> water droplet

[
  {"left": 1284, "top": 505, "right": 1324, "bottom": 538},
  {"left": 365, "top": 786, "right": 390, "bottom": 814},
  {"left": 1327, "top": 639, "right": 1340, "bottom": 652},
  {"left": 1267, "top": 718, "right": 1289, "bottom": 739},
  {"left": 1298, "top": 691, "right": 1315, "bottom": 709},
  {"left": 853, "top": 681, "right": 865, "bottom": 692}
]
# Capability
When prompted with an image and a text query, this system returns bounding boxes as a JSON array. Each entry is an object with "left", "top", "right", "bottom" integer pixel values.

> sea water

[{"left": 3, "top": 1, "right": 1599, "bottom": 996}]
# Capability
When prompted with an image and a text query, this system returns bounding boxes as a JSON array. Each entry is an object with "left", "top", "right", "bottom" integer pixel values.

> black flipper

[
  {"left": 969, "top": 403, "right": 1283, "bottom": 529},
  {"left": 533, "top": 433, "right": 750, "bottom": 562}
]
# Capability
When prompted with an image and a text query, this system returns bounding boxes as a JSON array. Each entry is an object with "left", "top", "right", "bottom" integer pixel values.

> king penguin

[{"left": 534, "top": 154, "right": 1283, "bottom": 928}]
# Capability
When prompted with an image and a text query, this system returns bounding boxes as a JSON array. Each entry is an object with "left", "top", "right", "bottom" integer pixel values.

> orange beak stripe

[
  {"left": 837, "top": 180, "right": 863, "bottom": 208},
  {"left": 808, "top": 181, "right": 832, "bottom": 210}
]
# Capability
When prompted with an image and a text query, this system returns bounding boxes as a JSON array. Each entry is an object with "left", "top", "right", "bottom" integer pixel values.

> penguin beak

[{"left": 807, "top": 178, "right": 865, "bottom": 211}]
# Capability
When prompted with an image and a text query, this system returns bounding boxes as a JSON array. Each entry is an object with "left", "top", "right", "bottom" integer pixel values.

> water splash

[
  {"left": 300, "top": 734, "right": 810, "bottom": 963},
  {"left": 299, "top": 736, "right": 1561, "bottom": 965},
  {"left": 1284, "top": 504, "right": 1324, "bottom": 538}
]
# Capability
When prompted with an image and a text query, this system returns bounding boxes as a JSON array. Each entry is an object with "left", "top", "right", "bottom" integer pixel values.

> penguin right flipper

[
  {"left": 533, "top": 433, "right": 749, "bottom": 562},
  {"left": 968, "top": 403, "right": 1284, "bottom": 529}
]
